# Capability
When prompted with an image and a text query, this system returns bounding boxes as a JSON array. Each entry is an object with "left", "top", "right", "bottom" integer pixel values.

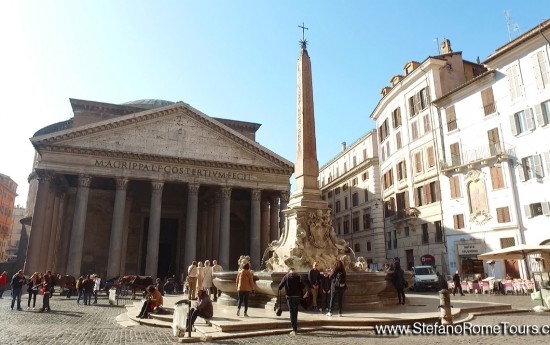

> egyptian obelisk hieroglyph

[{"left": 266, "top": 31, "right": 347, "bottom": 272}]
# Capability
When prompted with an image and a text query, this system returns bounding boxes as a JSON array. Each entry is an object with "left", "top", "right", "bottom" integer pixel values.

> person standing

[
  {"left": 186, "top": 289, "right": 213, "bottom": 332},
  {"left": 0, "top": 271, "right": 7, "bottom": 298},
  {"left": 235, "top": 262, "right": 254, "bottom": 317},
  {"left": 10, "top": 269, "right": 26, "bottom": 310},
  {"left": 187, "top": 261, "right": 198, "bottom": 300},
  {"left": 27, "top": 272, "right": 40, "bottom": 309},
  {"left": 93, "top": 274, "right": 101, "bottom": 304},
  {"left": 211, "top": 260, "right": 223, "bottom": 302},
  {"left": 196, "top": 261, "right": 205, "bottom": 293},
  {"left": 319, "top": 270, "right": 331, "bottom": 312},
  {"left": 308, "top": 262, "right": 321, "bottom": 311},
  {"left": 40, "top": 270, "right": 53, "bottom": 312},
  {"left": 392, "top": 263, "right": 406, "bottom": 305},
  {"left": 76, "top": 276, "right": 84, "bottom": 304},
  {"left": 82, "top": 274, "right": 94, "bottom": 305},
  {"left": 326, "top": 260, "right": 347, "bottom": 316},
  {"left": 452, "top": 271, "right": 464, "bottom": 296},
  {"left": 278, "top": 267, "right": 302, "bottom": 336},
  {"left": 202, "top": 260, "right": 213, "bottom": 299}
]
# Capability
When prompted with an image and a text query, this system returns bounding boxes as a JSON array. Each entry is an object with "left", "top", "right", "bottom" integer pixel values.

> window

[
  {"left": 378, "top": 119, "right": 389, "bottom": 143},
  {"left": 328, "top": 191, "right": 333, "bottom": 198},
  {"left": 362, "top": 172, "right": 368, "bottom": 181},
  {"left": 343, "top": 219, "right": 350, "bottom": 234},
  {"left": 353, "top": 156, "right": 357, "bottom": 167},
  {"left": 487, "top": 128, "right": 501, "bottom": 155},
  {"left": 344, "top": 162, "right": 348, "bottom": 173},
  {"left": 396, "top": 160, "right": 407, "bottom": 180},
  {"left": 435, "top": 221, "right": 443, "bottom": 242},
  {"left": 364, "top": 189, "right": 369, "bottom": 203},
  {"left": 450, "top": 142, "right": 461, "bottom": 166},
  {"left": 352, "top": 177, "right": 358, "bottom": 186},
  {"left": 392, "top": 107, "right": 402, "bottom": 128},
  {"left": 506, "top": 64, "right": 524, "bottom": 101},
  {"left": 524, "top": 202, "right": 550, "bottom": 218},
  {"left": 335, "top": 187, "right": 341, "bottom": 195},
  {"left": 396, "top": 191, "right": 408, "bottom": 211},
  {"left": 533, "top": 50, "right": 550, "bottom": 90},
  {"left": 411, "top": 121, "right": 419, "bottom": 140},
  {"left": 414, "top": 152, "right": 423, "bottom": 173},
  {"left": 352, "top": 216, "right": 359, "bottom": 232},
  {"left": 534, "top": 100, "right": 550, "bottom": 126},
  {"left": 383, "top": 169, "right": 394, "bottom": 190},
  {"left": 496, "top": 206, "right": 511, "bottom": 223},
  {"left": 404, "top": 226, "right": 410, "bottom": 237},
  {"left": 419, "top": 87, "right": 430, "bottom": 110},
  {"left": 481, "top": 87, "right": 496, "bottom": 115},
  {"left": 490, "top": 166, "right": 505, "bottom": 189},
  {"left": 352, "top": 192, "right": 358, "bottom": 207},
  {"left": 387, "top": 232, "right": 392, "bottom": 250},
  {"left": 335, "top": 201, "right": 341, "bottom": 213},
  {"left": 384, "top": 198, "right": 396, "bottom": 218},
  {"left": 344, "top": 197, "right": 348, "bottom": 210},
  {"left": 415, "top": 186, "right": 425, "bottom": 206},
  {"left": 363, "top": 212, "right": 371, "bottom": 230},
  {"left": 422, "top": 223, "right": 429, "bottom": 244},
  {"left": 446, "top": 106, "right": 457, "bottom": 131},
  {"left": 453, "top": 214, "right": 464, "bottom": 229},
  {"left": 519, "top": 155, "right": 544, "bottom": 181},
  {"left": 396, "top": 131, "right": 402, "bottom": 149},
  {"left": 426, "top": 146, "right": 435, "bottom": 168},
  {"left": 423, "top": 114, "right": 431, "bottom": 134},
  {"left": 500, "top": 237, "right": 516, "bottom": 249},
  {"left": 354, "top": 243, "right": 360, "bottom": 252},
  {"left": 408, "top": 95, "right": 418, "bottom": 117},
  {"left": 427, "top": 181, "right": 440, "bottom": 203},
  {"left": 367, "top": 241, "right": 371, "bottom": 251},
  {"left": 449, "top": 175, "right": 461, "bottom": 198},
  {"left": 393, "top": 230, "right": 397, "bottom": 248},
  {"left": 343, "top": 183, "right": 348, "bottom": 191},
  {"left": 510, "top": 109, "right": 535, "bottom": 135}
]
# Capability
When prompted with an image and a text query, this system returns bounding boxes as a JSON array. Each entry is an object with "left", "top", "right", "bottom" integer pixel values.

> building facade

[
  {"left": 25, "top": 98, "right": 293, "bottom": 279},
  {"left": 369, "top": 39, "right": 487, "bottom": 273},
  {"left": 0, "top": 174, "right": 17, "bottom": 262},
  {"left": 318, "top": 131, "right": 385, "bottom": 269},
  {"left": 434, "top": 19, "right": 550, "bottom": 279},
  {"left": 6, "top": 206, "right": 25, "bottom": 262}
]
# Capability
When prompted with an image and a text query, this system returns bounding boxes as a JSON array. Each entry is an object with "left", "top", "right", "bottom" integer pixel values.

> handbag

[{"left": 275, "top": 290, "right": 283, "bottom": 316}]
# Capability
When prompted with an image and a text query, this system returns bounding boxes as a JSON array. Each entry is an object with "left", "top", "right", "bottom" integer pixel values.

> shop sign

[
  {"left": 457, "top": 243, "right": 483, "bottom": 255},
  {"left": 421, "top": 254, "right": 435, "bottom": 265}
]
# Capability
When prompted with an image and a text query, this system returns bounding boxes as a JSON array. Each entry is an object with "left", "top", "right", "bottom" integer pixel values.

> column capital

[
  {"left": 280, "top": 191, "right": 290, "bottom": 203},
  {"left": 221, "top": 186, "right": 232, "bottom": 199},
  {"left": 188, "top": 183, "right": 200, "bottom": 195},
  {"left": 251, "top": 189, "right": 262, "bottom": 202},
  {"left": 78, "top": 175, "right": 92, "bottom": 188},
  {"left": 151, "top": 180, "right": 164, "bottom": 191},
  {"left": 269, "top": 195, "right": 280, "bottom": 205},
  {"left": 261, "top": 200, "right": 270, "bottom": 211},
  {"left": 35, "top": 170, "right": 54, "bottom": 183},
  {"left": 115, "top": 178, "right": 129, "bottom": 190}
]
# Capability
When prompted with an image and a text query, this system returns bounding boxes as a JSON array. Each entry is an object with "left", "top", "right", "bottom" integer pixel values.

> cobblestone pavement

[{"left": 0, "top": 292, "right": 549, "bottom": 345}]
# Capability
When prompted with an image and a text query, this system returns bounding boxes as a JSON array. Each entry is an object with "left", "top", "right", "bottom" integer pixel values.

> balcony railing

[{"left": 441, "top": 141, "right": 515, "bottom": 170}]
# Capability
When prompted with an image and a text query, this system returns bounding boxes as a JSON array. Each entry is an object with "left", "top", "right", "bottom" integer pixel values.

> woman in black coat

[{"left": 326, "top": 260, "right": 347, "bottom": 317}]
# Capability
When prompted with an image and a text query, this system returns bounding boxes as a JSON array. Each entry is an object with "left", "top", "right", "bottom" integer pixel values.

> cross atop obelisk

[
  {"left": 287, "top": 23, "right": 326, "bottom": 209},
  {"left": 298, "top": 22, "right": 308, "bottom": 48}
]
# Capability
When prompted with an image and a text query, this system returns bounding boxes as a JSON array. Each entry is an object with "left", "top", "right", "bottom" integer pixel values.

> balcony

[{"left": 441, "top": 142, "right": 516, "bottom": 172}]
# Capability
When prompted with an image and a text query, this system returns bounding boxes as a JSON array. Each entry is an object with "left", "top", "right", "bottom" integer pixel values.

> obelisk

[{"left": 266, "top": 25, "right": 347, "bottom": 272}]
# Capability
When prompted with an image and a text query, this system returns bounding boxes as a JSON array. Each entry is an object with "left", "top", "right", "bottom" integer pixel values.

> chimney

[{"left": 341, "top": 142, "right": 347, "bottom": 152}]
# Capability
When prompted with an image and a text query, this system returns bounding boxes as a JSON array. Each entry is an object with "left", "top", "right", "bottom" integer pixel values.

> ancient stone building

[{"left": 25, "top": 98, "right": 293, "bottom": 279}]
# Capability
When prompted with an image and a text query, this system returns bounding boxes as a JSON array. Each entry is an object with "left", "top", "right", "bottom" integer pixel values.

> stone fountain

[{"left": 213, "top": 36, "right": 409, "bottom": 311}]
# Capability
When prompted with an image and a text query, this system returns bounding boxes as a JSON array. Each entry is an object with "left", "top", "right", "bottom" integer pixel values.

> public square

[{"left": 1, "top": 290, "right": 549, "bottom": 345}]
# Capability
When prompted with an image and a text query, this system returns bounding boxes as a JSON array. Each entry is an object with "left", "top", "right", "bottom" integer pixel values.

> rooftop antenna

[
  {"left": 434, "top": 37, "right": 440, "bottom": 54},
  {"left": 504, "top": 10, "right": 520, "bottom": 41}
]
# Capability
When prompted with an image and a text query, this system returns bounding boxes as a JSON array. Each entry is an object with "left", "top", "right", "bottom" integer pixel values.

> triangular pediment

[{"left": 31, "top": 102, "right": 293, "bottom": 174}]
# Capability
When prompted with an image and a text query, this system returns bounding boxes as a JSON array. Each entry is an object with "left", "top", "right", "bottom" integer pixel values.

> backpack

[{"left": 334, "top": 272, "right": 346, "bottom": 288}]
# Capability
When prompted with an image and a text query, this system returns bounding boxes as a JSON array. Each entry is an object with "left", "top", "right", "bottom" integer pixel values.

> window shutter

[
  {"left": 518, "top": 165, "right": 526, "bottom": 182},
  {"left": 537, "top": 50, "right": 550, "bottom": 88},
  {"left": 525, "top": 108, "right": 536, "bottom": 130},
  {"left": 507, "top": 67, "right": 517, "bottom": 100},
  {"left": 453, "top": 215, "right": 458, "bottom": 229},
  {"left": 534, "top": 103, "right": 547, "bottom": 126},
  {"left": 525, "top": 204, "right": 533, "bottom": 218},
  {"left": 446, "top": 106, "right": 456, "bottom": 131},
  {"left": 404, "top": 190, "right": 410, "bottom": 208},
  {"left": 509, "top": 114, "right": 518, "bottom": 136},
  {"left": 544, "top": 152, "right": 550, "bottom": 176},
  {"left": 434, "top": 180, "right": 441, "bottom": 202},
  {"left": 533, "top": 154, "right": 544, "bottom": 178},
  {"left": 414, "top": 187, "right": 419, "bottom": 206},
  {"left": 481, "top": 87, "right": 495, "bottom": 115},
  {"left": 533, "top": 53, "right": 544, "bottom": 89},
  {"left": 424, "top": 183, "right": 431, "bottom": 204},
  {"left": 542, "top": 201, "right": 550, "bottom": 215}
]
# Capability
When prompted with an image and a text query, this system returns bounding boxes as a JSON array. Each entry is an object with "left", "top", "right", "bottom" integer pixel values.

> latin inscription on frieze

[{"left": 94, "top": 159, "right": 253, "bottom": 180}]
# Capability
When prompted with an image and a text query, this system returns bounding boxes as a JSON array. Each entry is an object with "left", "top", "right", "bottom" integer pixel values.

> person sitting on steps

[
  {"left": 186, "top": 289, "right": 213, "bottom": 333},
  {"left": 136, "top": 285, "right": 163, "bottom": 319}
]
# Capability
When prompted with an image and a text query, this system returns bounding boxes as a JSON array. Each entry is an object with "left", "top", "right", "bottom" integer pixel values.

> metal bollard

[{"left": 438, "top": 289, "right": 453, "bottom": 325}]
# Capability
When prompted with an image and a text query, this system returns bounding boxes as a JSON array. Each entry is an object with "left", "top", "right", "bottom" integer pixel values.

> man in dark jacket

[
  {"left": 10, "top": 269, "right": 26, "bottom": 310},
  {"left": 278, "top": 267, "right": 302, "bottom": 336},
  {"left": 187, "top": 289, "right": 213, "bottom": 332},
  {"left": 308, "top": 262, "right": 321, "bottom": 311},
  {"left": 452, "top": 271, "right": 464, "bottom": 296}
]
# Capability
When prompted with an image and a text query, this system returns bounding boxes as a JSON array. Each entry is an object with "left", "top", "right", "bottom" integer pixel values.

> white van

[{"left": 411, "top": 266, "right": 438, "bottom": 291}]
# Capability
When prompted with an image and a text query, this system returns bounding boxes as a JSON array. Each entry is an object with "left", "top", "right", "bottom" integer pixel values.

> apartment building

[
  {"left": 434, "top": 19, "right": 550, "bottom": 279},
  {"left": 318, "top": 131, "right": 385, "bottom": 269},
  {"left": 0, "top": 173, "right": 17, "bottom": 262},
  {"left": 370, "top": 39, "right": 486, "bottom": 273}
]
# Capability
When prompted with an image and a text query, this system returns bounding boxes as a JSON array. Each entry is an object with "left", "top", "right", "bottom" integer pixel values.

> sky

[{"left": 1, "top": 1, "right": 547, "bottom": 207}]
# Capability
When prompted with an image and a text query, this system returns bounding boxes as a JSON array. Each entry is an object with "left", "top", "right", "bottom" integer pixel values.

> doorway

[{"left": 141, "top": 218, "right": 178, "bottom": 278}]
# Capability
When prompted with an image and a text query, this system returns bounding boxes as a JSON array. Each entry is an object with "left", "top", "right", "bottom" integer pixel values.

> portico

[{"left": 25, "top": 99, "right": 293, "bottom": 279}]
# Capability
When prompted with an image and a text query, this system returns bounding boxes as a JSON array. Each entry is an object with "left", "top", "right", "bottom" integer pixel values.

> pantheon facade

[{"left": 24, "top": 98, "right": 293, "bottom": 280}]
